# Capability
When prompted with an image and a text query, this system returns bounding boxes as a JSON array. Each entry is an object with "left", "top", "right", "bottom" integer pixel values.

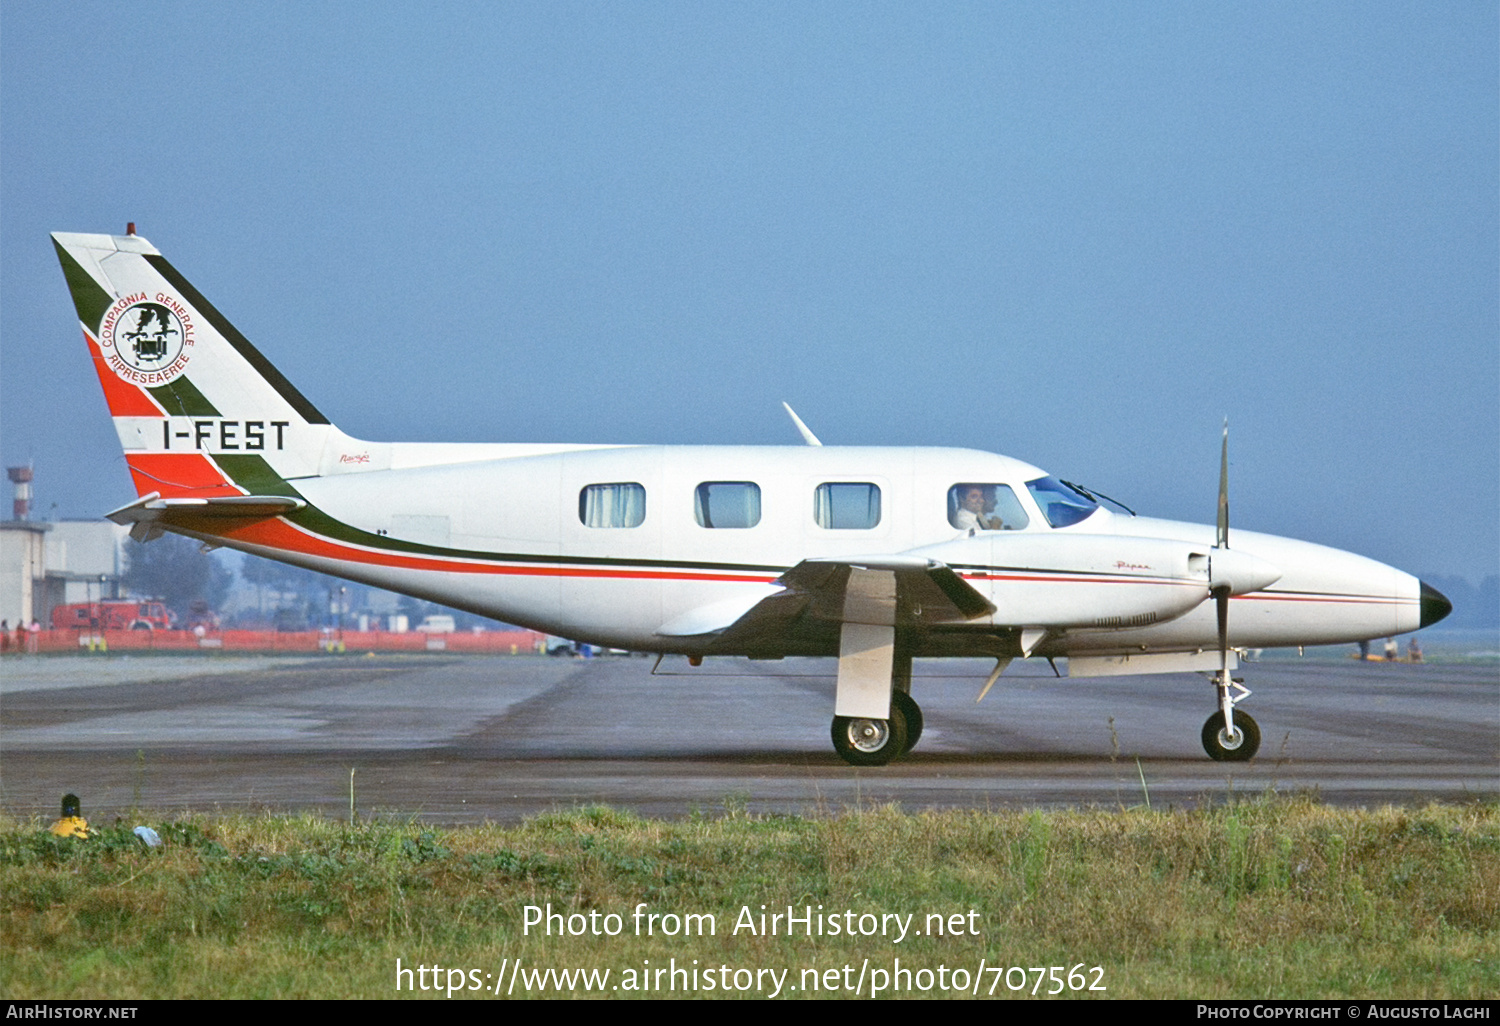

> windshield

[{"left": 1025, "top": 476, "right": 1100, "bottom": 528}]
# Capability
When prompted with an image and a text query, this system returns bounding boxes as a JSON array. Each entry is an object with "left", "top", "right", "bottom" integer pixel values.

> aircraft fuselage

[{"left": 53, "top": 230, "right": 1451, "bottom": 765}]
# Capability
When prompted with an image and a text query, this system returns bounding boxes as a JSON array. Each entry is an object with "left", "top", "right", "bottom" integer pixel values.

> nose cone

[{"left": 1419, "top": 581, "right": 1453, "bottom": 628}]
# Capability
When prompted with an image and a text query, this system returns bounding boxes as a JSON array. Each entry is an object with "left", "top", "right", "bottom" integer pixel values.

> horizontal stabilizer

[{"left": 106, "top": 491, "right": 305, "bottom": 537}]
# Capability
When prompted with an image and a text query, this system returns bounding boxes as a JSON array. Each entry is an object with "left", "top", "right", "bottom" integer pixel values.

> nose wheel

[{"left": 1202, "top": 709, "right": 1260, "bottom": 761}]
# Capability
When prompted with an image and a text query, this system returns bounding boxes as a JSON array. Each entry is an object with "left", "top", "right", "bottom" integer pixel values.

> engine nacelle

[{"left": 912, "top": 533, "right": 1246, "bottom": 629}]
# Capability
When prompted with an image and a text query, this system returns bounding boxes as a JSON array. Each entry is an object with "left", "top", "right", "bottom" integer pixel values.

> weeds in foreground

[{"left": 0, "top": 798, "right": 1495, "bottom": 999}]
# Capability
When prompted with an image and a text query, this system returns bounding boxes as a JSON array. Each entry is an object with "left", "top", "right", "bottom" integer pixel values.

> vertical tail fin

[{"left": 52, "top": 231, "right": 348, "bottom": 501}]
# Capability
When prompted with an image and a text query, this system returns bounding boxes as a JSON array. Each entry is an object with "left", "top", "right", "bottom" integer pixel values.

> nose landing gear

[
  {"left": 1202, "top": 675, "right": 1260, "bottom": 761},
  {"left": 1202, "top": 709, "right": 1260, "bottom": 761}
]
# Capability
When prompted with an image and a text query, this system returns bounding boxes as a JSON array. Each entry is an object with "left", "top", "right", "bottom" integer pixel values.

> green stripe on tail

[
  {"left": 148, "top": 377, "right": 220, "bottom": 417},
  {"left": 52, "top": 240, "right": 112, "bottom": 335}
]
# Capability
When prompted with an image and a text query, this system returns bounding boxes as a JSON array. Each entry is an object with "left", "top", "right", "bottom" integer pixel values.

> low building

[
  {"left": 0, "top": 519, "right": 128, "bottom": 627},
  {"left": 0, "top": 521, "right": 50, "bottom": 625}
]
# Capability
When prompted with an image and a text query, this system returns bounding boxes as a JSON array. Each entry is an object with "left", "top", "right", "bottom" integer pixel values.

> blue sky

[{"left": 3, "top": 2, "right": 1495, "bottom": 584}]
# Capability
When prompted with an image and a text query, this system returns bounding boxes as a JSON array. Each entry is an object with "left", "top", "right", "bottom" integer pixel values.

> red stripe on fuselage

[
  {"left": 217, "top": 517, "right": 782, "bottom": 583},
  {"left": 1231, "top": 592, "right": 1413, "bottom": 606},
  {"left": 966, "top": 571, "right": 1198, "bottom": 588},
  {"left": 971, "top": 576, "right": 1411, "bottom": 608}
]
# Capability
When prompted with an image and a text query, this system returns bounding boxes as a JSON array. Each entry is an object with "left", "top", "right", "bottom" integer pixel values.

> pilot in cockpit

[{"left": 951, "top": 485, "right": 1000, "bottom": 534}]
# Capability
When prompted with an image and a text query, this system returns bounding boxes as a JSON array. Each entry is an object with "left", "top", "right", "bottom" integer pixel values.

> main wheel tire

[
  {"left": 1202, "top": 710, "right": 1261, "bottom": 761},
  {"left": 832, "top": 706, "right": 909, "bottom": 767},
  {"left": 891, "top": 690, "right": 923, "bottom": 753}
]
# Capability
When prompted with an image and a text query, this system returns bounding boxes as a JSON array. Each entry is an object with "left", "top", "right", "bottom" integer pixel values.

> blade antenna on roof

[{"left": 781, "top": 402, "right": 823, "bottom": 446}]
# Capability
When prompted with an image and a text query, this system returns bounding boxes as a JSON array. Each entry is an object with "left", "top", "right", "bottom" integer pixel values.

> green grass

[{"left": 2, "top": 797, "right": 1496, "bottom": 999}]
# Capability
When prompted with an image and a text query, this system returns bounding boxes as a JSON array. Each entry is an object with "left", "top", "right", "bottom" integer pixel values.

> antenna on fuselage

[{"left": 781, "top": 402, "right": 823, "bottom": 446}]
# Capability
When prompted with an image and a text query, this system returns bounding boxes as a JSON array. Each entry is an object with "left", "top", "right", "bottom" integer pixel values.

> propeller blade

[
  {"left": 1216, "top": 586, "right": 1230, "bottom": 675},
  {"left": 1214, "top": 420, "right": 1233, "bottom": 687},
  {"left": 1216, "top": 419, "right": 1229, "bottom": 550},
  {"left": 1212, "top": 421, "right": 1239, "bottom": 737}
]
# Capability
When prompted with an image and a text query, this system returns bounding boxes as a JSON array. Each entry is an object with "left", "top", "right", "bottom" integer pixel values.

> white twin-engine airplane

[{"left": 53, "top": 229, "right": 1452, "bottom": 766}]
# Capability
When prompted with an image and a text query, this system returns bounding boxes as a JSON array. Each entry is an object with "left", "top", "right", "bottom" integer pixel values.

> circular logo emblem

[
  {"left": 99, "top": 294, "right": 194, "bottom": 385},
  {"left": 112, "top": 302, "right": 184, "bottom": 370}
]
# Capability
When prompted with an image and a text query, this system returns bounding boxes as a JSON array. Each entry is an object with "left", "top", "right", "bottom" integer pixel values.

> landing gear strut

[{"left": 829, "top": 569, "right": 927, "bottom": 766}]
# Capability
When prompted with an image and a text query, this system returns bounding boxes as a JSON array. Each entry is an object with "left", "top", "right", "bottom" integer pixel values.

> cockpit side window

[
  {"left": 948, "top": 484, "right": 1030, "bottom": 533},
  {"left": 1025, "top": 476, "right": 1099, "bottom": 528}
]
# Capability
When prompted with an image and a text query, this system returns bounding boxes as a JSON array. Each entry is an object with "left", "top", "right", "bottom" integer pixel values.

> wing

[
  {"left": 656, "top": 555, "right": 995, "bottom": 654},
  {"left": 777, "top": 556, "right": 994, "bottom": 622}
]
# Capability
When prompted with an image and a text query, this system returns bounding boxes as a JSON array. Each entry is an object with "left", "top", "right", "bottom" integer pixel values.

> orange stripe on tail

[
  {"left": 84, "top": 331, "right": 163, "bottom": 418},
  {"left": 125, "top": 453, "right": 243, "bottom": 499}
]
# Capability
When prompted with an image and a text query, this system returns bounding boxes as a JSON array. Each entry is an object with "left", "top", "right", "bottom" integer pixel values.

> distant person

[
  {"left": 1357, "top": 639, "right": 1369, "bottom": 661},
  {"left": 1383, "top": 637, "right": 1399, "bottom": 662},
  {"left": 13, "top": 622, "right": 24, "bottom": 653},
  {"left": 1407, "top": 637, "right": 1423, "bottom": 663},
  {"left": 1, "top": 620, "right": 9, "bottom": 654},
  {"left": 27, "top": 619, "right": 40, "bottom": 654}
]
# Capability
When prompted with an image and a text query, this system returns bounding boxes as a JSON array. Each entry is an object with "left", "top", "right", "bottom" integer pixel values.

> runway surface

[{"left": 1, "top": 654, "right": 1494, "bottom": 822}]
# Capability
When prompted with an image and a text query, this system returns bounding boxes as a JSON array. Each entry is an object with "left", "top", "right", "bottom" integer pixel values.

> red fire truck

[{"left": 51, "top": 601, "right": 173, "bottom": 631}]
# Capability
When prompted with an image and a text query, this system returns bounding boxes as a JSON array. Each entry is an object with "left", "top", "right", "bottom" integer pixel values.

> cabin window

[
  {"left": 579, "top": 483, "right": 646, "bottom": 528},
  {"left": 948, "top": 483, "right": 1030, "bottom": 533},
  {"left": 1025, "top": 476, "right": 1099, "bottom": 528},
  {"left": 694, "top": 482, "right": 761, "bottom": 529},
  {"left": 814, "top": 482, "right": 881, "bottom": 529}
]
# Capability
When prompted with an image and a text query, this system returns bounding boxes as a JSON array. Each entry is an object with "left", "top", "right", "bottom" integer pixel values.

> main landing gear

[{"left": 830, "top": 690, "right": 923, "bottom": 767}]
